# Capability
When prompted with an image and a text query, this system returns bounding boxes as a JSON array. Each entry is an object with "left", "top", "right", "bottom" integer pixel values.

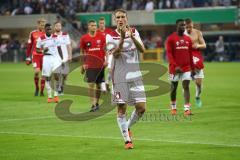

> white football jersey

[{"left": 54, "top": 32, "right": 71, "bottom": 62}]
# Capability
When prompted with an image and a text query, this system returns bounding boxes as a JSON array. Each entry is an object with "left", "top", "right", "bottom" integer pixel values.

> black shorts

[{"left": 85, "top": 68, "right": 105, "bottom": 84}]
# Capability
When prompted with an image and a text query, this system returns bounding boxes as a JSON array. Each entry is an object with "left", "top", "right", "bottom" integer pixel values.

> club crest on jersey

[
  {"left": 86, "top": 42, "right": 91, "bottom": 47},
  {"left": 114, "top": 92, "right": 121, "bottom": 100},
  {"left": 180, "top": 39, "right": 184, "bottom": 44}
]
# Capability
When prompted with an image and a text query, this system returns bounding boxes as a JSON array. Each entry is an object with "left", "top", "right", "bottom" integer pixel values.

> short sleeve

[
  {"left": 106, "top": 34, "right": 114, "bottom": 52},
  {"left": 36, "top": 37, "right": 42, "bottom": 49},
  {"left": 65, "top": 34, "right": 71, "bottom": 45},
  {"left": 80, "top": 37, "right": 84, "bottom": 49}
]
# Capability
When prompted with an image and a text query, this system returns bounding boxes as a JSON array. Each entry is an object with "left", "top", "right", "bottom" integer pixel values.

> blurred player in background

[
  {"left": 36, "top": 23, "right": 62, "bottom": 103},
  {"left": 97, "top": 17, "right": 112, "bottom": 92},
  {"left": 80, "top": 20, "right": 107, "bottom": 112},
  {"left": 185, "top": 18, "right": 206, "bottom": 107},
  {"left": 106, "top": 9, "right": 146, "bottom": 149},
  {"left": 26, "top": 18, "right": 46, "bottom": 96},
  {"left": 166, "top": 19, "right": 195, "bottom": 116},
  {"left": 54, "top": 21, "right": 72, "bottom": 95}
]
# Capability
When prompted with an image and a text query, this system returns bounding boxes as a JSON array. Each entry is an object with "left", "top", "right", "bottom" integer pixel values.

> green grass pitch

[{"left": 0, "top": 62, "right": 239, "bottom": 160}]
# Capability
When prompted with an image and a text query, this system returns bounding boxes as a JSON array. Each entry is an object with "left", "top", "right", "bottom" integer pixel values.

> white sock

[
  {"left": 195, "top": 85, "right": 202, "bottom": 98},
  {"left": 54, "top": 80, "right": 59, "bottom": 97},
  {"left": 101, "top": 82, "right": 107, "bottom": 91},
  {"left": 117, "top": 114, "right": 131, "bottom": 142},
  {"left": 127, "top": 110, "right": 141, "bottom": 129},
  {"left": 171, "top": 101, "right": 177, "bottom": 109},
  {"left": 45, "top": 80, "right": 52, "bottom": 98},
  {"left": 184, "top": 103, "right": 191, "bottom": 111}
]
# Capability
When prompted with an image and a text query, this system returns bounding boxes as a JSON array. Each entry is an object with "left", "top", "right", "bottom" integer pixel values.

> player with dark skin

[
  {"left": 170, "top": 20, "right": 194, "bottom": 109},
  {"left": 36, "top": 24, "right": 60, "bottom": 102}
]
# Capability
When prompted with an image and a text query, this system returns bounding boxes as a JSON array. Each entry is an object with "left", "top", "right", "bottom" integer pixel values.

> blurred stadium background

[{"left": 0, "top": 0, "right": 239, "bottom": 63}]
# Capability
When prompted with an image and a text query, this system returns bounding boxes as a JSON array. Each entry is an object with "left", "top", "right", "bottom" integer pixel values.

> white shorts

[
  {"left": 107, "top": 54, "right": 113, "bottom": 69},
  {"left": 194, "top": 69, "right": 204, "bottom": 79},
  {"left": 169, "top": 71, "right": 192, "bottom": 82},
  {"left": 54, "top": 62, "right": 70, "bottom": 75},
  {"left": 42, "top": 55, "right": 62, "bottom": 77},
  {"left": 112, "top": 80, "right": 146, "bottom": 106}
]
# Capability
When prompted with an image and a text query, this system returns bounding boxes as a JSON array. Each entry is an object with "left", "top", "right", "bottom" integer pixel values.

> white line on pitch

[{"left": 0, "top": 131, "right": 239, "bottom": 148}]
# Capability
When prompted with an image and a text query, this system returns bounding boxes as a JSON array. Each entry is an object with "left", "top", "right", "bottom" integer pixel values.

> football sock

[
  {"left": 54, "top": 80, "right": 59, "bottom": 97},
  {"left": 117, "top": 114, "right": 131, "bottom": 142},
  {"left": 40, "top": 79, "right": 45, "bottom": 93},
  {"left": 127, "top": 110, "right": 142, "bottom": 129},
  {"left": 184, "top": 103, "right": 191, "bottom": 111},
  {"left": 195, "top": 84, "right": 202, "bottom": 98},
  {"left": 34, "top": 76, "right": 39, "bottom": 91},
  {"left": 171, "top": 101, "right": 176, "bottom": 109},
  {"left": 45, "top": 80, "right": 52, "bottom": 98}
]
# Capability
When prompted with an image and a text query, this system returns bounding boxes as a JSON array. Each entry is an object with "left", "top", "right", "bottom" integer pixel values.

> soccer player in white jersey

[
  {"left": 106, "top": 9, "right": 146, "bottom": 149},
  {"left": 54, "top": 21, "right": 72, "bottom": 95},
  {"left": 36, "top": 23, "right": 62, "bottom": 103}
]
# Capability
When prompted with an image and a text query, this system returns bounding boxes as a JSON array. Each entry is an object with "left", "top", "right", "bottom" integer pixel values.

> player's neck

[
  {"left": 177, "top": 31, "right": 184, "bottom": 36},
  {"left": 46, "top": 33, "right": 51, "bottom": 37},
  {"left": 55, "top": 31, "right": 62, "bottom": 35},
  {"left": 89, "top": 31, "right": 96, "bottom": 37},
  {"left": 99, "top": 27, "right": 105, "bottom": 32}
]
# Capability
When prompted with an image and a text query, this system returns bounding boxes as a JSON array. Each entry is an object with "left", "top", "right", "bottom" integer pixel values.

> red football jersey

[
  {"left": 192, "top": 49, "right": 204, "bottom": 70},
  {"left": 80, "top": 32, "right": 106, "bottom": 69},
  {"left": 166, "top": 32, "right": 194, "bottom": 74},
  {"left": 26, "top": 30, "right": 45, "bottom": 57},
  {"left": 97, "top": 28, "right": 112, "bottom": 38}
]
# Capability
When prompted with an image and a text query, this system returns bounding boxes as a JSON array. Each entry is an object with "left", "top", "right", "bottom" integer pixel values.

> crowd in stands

[
  {"left": 0, "top": 0, "right": 239, "bottom": 62},
  {"left": 0, "top": 0, "right": 238, "bottom": 16},
  {"left": 0, "top": 38, "right": 26, "bottom": 63}
]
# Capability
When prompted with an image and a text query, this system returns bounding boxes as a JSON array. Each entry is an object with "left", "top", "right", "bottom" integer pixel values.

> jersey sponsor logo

[
  {"left": 176, "top": 46, "right": 189, "bottom": 50},
  {"left": 88, "top": 48, "right": 100, "bottom": 51}
]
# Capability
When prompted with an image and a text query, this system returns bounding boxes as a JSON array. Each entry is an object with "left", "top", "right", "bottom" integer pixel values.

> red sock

[
  {"left": 40, "top": 79, "right": 45, "bottom": 93},
  {"left": 34, "top": 77, "right": 39, "bottom": 91}
]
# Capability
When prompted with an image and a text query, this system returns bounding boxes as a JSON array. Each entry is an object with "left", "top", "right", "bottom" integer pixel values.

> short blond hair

[{"left": 37, "top": 18, "right": 46, "bottom": 23}]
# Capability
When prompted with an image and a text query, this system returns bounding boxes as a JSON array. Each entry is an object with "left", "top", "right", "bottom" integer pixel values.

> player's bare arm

[
  {"left": 67, "top": 44, "right": 72, "bottom": 61},
  {"left": 192, "top": 30, "right": 206, "bottom": 49},
  {"left": 196, "top": 31, "right": 206, "bottom": 49},
  {"left": 80, "top": 49, "right": 86, "bottom": 74},
  {"left": 128, "top": 26, "right": 145, "bottom": 53},
  {"left": 104, "top": 46, "right": 109, "bottom": 67}
]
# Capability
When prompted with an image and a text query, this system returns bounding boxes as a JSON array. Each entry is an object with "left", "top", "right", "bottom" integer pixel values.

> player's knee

[
  {"left": 182, "top": 85, "right": 189, "bottom": 90},
  {"left": 171, "top": 86, "right": 177, "bottom": 92},
  {"left": 117, "top": 111, "right": 126, "bottom": 118},
  {"left": 34, "top": 68, "right": 40, "bottom": 74},
  {"left": 136, "top": 103, "right": 146, "bottom": 114},
  {"left": 138, "top": 107, "right": 146, "bottom": 115},
  {"left": 63, "top": 75, "right": 67, "bottom": 81}
]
